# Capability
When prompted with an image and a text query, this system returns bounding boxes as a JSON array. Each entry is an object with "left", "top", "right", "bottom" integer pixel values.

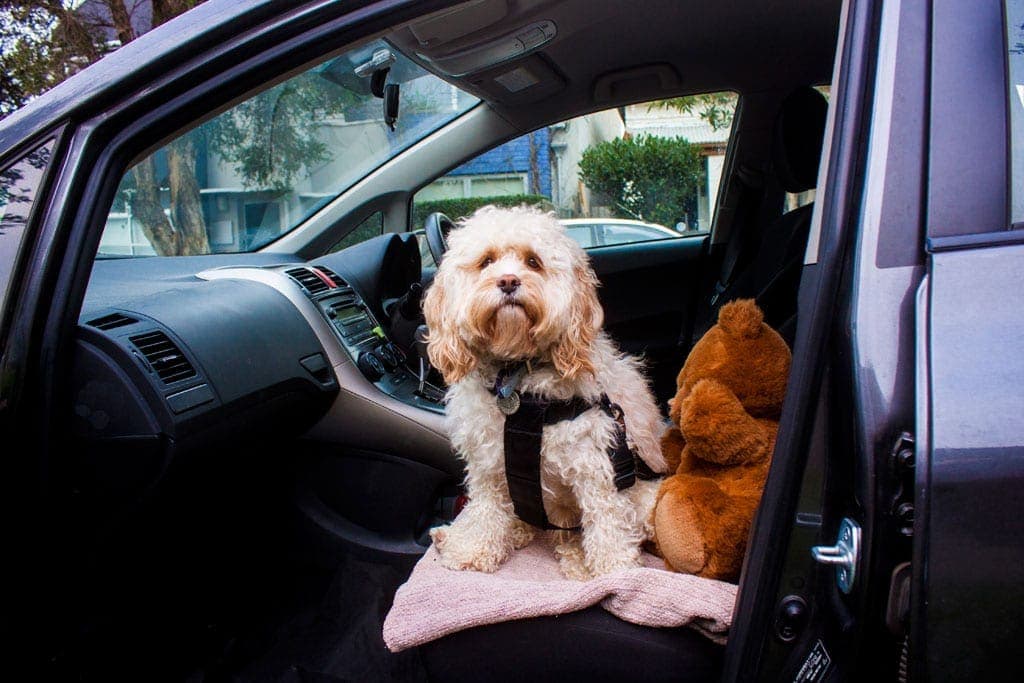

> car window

[
  {"left": 0, "top": 140, "right": 54, "bottom": 327},
  {"left": 96, "top": 39, "right": 478, "bottom": 258},
  {"left": 600, "top": 223, "right": 677, "bottom": 247},
  {"left": 411, "top": 92, "right": 737, "bottom": 257},
  {"left": 563, "top": 225, "right": 596, "bottom": 248},
  {"left": 330, "top": 212, "right": 383, "bottom": 252},
  {"left": 1006, "top": 0, "right": 1024, "bottom": 225}
]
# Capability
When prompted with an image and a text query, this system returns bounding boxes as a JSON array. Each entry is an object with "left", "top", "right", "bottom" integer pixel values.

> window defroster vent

[
  {"left": 88, "top": 312, "right": 138, "bottom": 330},
  {"left": 130, "top": 331, "right": 197, "bottom": 384}
]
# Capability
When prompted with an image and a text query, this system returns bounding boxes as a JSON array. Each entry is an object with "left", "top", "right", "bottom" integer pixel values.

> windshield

[{"left": 97, "top": 40, "right": 478, "bottom": 258}]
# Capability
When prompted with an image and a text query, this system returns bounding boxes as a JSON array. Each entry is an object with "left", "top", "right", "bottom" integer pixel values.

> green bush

[
  {"left": 411, "top": 193, "right": 554, "bottom": 228},
  {"left": 578, "top": 135, "right": 702, "bottom": 228}
]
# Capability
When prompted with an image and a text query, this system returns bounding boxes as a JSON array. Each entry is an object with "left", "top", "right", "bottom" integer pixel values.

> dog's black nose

[{"left": 497, "top": 274, "right": 520, "bottom": 294}]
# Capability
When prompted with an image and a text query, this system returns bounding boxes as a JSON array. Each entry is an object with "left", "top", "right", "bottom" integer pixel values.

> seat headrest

[{"left": 772, "top": 87, "right": 828, "bottom": 194}]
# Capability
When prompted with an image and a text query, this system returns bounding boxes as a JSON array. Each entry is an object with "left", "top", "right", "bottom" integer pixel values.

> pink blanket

[{"left": 382, "top": 536, "right": 738, "bottom": 652}]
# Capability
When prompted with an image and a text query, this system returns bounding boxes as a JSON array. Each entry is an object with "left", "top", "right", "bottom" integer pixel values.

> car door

[
  {"left": 720, "top": 1, "right": 928, "bottom": 679},
  {"left": 912, "top": 1, "right": 1024, "bottom": 680}
]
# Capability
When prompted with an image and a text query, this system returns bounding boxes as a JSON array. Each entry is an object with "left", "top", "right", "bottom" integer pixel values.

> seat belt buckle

[{"left": 710, "top": 281, "right": 727, "bottom": 307}]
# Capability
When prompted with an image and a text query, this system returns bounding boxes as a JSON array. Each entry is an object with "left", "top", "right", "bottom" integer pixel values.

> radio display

[{"left": 331, "top": 304, "right": 367, "bottom": 326}]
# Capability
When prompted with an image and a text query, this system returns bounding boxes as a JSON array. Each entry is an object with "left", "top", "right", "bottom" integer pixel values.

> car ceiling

[{"left": 387, "top": 0, "right": 842, "bottom": 131}]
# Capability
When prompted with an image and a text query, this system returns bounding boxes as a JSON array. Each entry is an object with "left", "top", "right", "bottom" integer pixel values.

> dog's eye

[
  {"left": 479, "top": 256, "right": 494, "bottom": 269},
  {"left": 526, "top": 256, "right": 541, "bottom": 270}
]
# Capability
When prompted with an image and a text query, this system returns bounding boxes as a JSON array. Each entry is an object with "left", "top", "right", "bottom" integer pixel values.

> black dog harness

[{"left": 492, "top": 363, "right": 659, "bottom": 531}]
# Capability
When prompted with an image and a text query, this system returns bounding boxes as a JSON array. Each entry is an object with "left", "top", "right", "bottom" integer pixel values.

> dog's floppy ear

[
  {"left": 550, "top": 264, "right": 603, "bottom": 381},
  {"left": 422, "top": 270, "right": 477, "bottom": 384}
]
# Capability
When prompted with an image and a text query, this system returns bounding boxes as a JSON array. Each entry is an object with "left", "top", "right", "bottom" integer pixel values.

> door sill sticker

[{"left": 793, "top": 639, "right": 832, "bottom": 683}]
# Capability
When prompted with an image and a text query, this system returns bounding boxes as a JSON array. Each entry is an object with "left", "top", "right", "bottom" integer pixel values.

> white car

[{"left": 559, "top": 217, "right": 684, "bottom": 249}]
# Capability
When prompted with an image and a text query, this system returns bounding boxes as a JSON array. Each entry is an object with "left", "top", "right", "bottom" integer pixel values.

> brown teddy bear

[{"left": 651, "top": 298, "right": 792, "bottom": 582}]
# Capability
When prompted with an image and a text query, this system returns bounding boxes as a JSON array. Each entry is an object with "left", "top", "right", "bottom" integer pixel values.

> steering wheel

[{"left": 424, "top": 212, "right": 454, "bottom": 266}]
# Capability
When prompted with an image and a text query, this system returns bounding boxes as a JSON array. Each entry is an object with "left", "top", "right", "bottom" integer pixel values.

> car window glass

[
  {"left": 330, "top": 211, "right": 383, "bottom": 253},
  {"left": 601, "top": 223, "right": 677, "bottom": 247},
  {"left": 96, "top": 39, "right": 478, "bottom": 258},
  {"left": 410, "top": 92, "right": 738, "bottom": 250},
  {"left": 1006, "top": 0, "right": 1024, "bottom": 225},
  {"left": 0, "top": 139, "right": 54, "bottom": 325}
]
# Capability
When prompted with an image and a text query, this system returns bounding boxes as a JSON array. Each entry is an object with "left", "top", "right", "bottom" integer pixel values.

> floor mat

[{"left": 205, "top": 554, "right": 428, "bottom": 682}]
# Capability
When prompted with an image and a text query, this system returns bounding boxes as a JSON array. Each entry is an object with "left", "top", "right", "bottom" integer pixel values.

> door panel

[{"left": 587, "top": 233, "right": 709, "bottom": 407}]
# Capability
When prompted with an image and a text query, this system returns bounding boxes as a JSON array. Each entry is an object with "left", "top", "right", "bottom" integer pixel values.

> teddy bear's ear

[{"left": 717, "top": 298, "right": 764, "bottom": 339}]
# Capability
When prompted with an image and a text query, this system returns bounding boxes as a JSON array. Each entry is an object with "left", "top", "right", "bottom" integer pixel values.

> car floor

[{"left": 60, "top": 443, "right": 428, "bottom": 682}]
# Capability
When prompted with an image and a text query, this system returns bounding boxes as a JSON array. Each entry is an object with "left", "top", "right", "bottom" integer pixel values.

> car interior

[{"left": 49, "top": 1, "right": 844, "bottom": 680}]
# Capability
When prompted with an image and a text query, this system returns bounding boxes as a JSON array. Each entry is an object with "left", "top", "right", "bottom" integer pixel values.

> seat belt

[
  {"left": 713, "top": 165, "right": 785, "bottom": 305},
  {"left": 685, "top": 164, "right": 768, "bottom": 346}
]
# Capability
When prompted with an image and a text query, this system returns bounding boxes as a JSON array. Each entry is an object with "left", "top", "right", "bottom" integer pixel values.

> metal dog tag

[{"left": 497, "top": 390, "right": 521, "bottom": 415}]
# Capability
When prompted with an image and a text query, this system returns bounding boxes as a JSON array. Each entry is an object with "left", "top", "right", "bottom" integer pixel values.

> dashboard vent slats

[
  {"left": 88, "top": 312, "right": 138, "bottom": 330},
  {"left": 129, "top": 331, "right": 197, "bottom": 384},
  {"left": 286, "top": 267, "right": 329, "bottom": 295},
  {"left": 314, "top": 266, "right": 347, "bottom": 288}
]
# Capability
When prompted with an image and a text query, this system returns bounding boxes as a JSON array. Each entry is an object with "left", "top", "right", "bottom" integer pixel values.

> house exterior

[{"left": 415, "top": 127, "right": 553, "bottom": 202}]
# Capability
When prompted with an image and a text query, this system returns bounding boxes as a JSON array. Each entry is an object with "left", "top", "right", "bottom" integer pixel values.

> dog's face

[{"left": 423, "top": 206, "right": 604, "bottom": 384}]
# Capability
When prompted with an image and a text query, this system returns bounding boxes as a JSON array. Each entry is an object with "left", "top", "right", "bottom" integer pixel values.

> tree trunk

[
  {"left": 131, "top": 158, "right": 180, "bottom": 256},
  {"left": 152, "top": 0, "right": 198, "bottom": 27},
  {"left": 167, "top": 136, "right": 210, "bottom": 255},
  {"left": 528, "top": 131, "right": 542, "bottom": 195},
  {"left": 103, "top": 0, "right": 136, "bottom": 46}
]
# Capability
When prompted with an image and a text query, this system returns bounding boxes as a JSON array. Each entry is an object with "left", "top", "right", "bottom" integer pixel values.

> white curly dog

[{"left": 423, "top": 205, "right": 667, "bottom": 580}]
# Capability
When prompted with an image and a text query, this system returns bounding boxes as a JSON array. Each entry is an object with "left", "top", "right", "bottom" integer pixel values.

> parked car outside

[{"left": 559, "top": 217, "right": 683, "bottom": 249}]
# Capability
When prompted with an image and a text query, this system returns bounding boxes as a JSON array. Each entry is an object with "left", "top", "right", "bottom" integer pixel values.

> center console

[{"left": 285, "top": 265, "right": 445, "bottom": 413}]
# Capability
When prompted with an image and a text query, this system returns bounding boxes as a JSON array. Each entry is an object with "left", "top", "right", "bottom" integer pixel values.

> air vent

[
  {"left": 130, "top": 331, "right": 197, "bottom": 384},
  {"left": 314, "top": 266, "right": 347, "bottom": 288},
  {"left": 286, "top": 267, "right": 329, "bottom": 295},
  {"left": 87, "top": 312, "right": 138, "bottom": 330}
]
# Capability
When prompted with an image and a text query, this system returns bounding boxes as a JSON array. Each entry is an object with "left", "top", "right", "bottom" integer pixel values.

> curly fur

[{"left": 423, "top": 205, "right": 668, "bottom": 579}]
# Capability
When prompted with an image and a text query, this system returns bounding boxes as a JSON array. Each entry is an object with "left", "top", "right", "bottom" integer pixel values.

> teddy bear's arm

[
  {"left": 659, "top": 425, "right": 685, "bottom": 473},
  {"left": 679, "top": 378, "right": 771, "bottom": 466}
]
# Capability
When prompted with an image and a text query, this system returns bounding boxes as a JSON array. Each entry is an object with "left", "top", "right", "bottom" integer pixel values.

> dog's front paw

[
  {"left": 509, "top": 519, "right": 535, "bottom": 549},
  {"left": 436, "top": 543, "right": 509, "bottom": 573},
  {"left": 430, "top": 520, "right": 512, "bottom": 573},
  {"left": 554, "top": 537, "right": 592, "bottom": 581},
  {"left": 584, "top": 545, "right": 642, "bottom": 577}
]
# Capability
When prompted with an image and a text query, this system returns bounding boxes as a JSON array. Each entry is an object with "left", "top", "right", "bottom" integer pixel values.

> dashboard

[{"left": 72, "top": 232, "right": 458, "bottom": 492}]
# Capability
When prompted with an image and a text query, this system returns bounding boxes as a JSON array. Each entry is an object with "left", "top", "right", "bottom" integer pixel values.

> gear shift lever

[
  {"left": 389, "top": 282, "right": 424, "bottom": 355},
  {"left": 412, "top": 324, "right": 445, "bottom": 402},
  {"left": 414, "top": 324, "right": 430, "bottom": 394}
]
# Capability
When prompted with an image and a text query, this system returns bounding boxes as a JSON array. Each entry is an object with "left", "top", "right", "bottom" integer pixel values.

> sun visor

[
  {"left": 416, "top": 20, "right": 557, "bottom": 77},
  {"left": 407, "top": 0, "right": 511, "bottom": 48},
  {"left": 464, "top": 54, "right": 566, "bottom": 105}
]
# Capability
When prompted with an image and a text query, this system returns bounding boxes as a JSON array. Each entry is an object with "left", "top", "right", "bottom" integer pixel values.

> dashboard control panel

[{"left": 286, "top": 265, "right": 443, "bottom": 413}]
